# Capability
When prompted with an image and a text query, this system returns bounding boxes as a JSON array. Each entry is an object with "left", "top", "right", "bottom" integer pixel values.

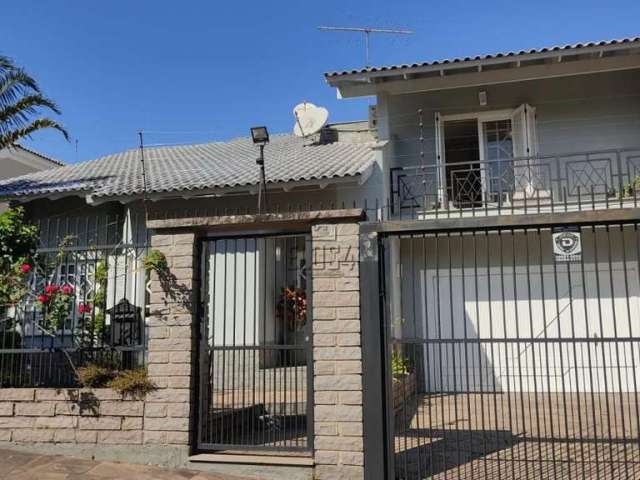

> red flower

[
  {"left": 19, "top": 263, "right": 32, "bottom": 274},
  {"left": 37, "top": 294, "right": 50, "bottom": 304},
  {"left": 61, "top": 284, "right": 74, "bottom": 295},
  {"left": 78, "top": 303, "right": 92, "bottom": 314},
  {"left": 44, "top": 285, "right": 59, "bottom": 295}
]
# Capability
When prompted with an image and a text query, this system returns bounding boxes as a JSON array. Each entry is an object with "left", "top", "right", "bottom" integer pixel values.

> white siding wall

[
  {"left": 396, "top": 227, "right": 640, "bottom": 393},
  {"left": 208, "top": 238, "right": 274, "bottom": 347},
  {"left": 387, "top": 69, "right": 640, "bottom": 170}
]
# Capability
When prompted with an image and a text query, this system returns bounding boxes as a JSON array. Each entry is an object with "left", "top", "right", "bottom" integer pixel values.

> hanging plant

[
  {"left": 276, "top": 287, "right": 307, "bottom": 331},
  {"left": 143, "top": 249, "right": 168, "bottom": 275}
]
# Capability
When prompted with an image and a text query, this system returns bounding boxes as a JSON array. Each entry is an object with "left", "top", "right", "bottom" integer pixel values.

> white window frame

[{"left": 436, "top": 109, "right": 514, "bottom": 206}]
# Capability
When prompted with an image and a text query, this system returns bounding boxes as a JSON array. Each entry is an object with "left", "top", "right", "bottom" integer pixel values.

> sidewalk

[{"left": 0, "top": 449, "right": 247, "bottom": 480}]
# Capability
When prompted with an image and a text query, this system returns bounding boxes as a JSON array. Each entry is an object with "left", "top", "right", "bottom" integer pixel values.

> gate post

[
  {"left": 311, "top": 222, "right": 365, "bottom": 479},
  {"left": 360, "top": 231, "right": 390, "bottom": 480},
  {"left": 144, "top": 230, "right": 199, "bottom": 455}
]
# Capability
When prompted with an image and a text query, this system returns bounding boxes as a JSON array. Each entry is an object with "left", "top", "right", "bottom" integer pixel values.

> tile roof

[
  {"left": 15, "top": 145, "right": 64, "bottom": 166},
  {"left": 0, "top": 133, "right": 378, "bottom": 201},
  {"left": 325, "top": 36, "right": 640, "bottom": 78}
]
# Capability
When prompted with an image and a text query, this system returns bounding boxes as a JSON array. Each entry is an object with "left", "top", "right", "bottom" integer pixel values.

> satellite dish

[{"left": 293, "top": 102, "right": 329, "bottom": 137}]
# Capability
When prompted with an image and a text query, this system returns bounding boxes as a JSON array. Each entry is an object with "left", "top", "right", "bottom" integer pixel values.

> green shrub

[
  {"left": 76, "top": 363, "right": 118, "bottom": 388},
  {"left": 0, "top": 207, "right": 38, "bottom": 305},
  {"left": 0, "top": 207, "right": 38, "bottom": 260},
  {"left": 107, "top": 368, "right": 157, "bottom": 397}
]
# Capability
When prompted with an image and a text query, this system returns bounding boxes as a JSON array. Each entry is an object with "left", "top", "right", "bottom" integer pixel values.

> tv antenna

[{"left": 318, "top": 26, "right": 413, "bottom": 67}]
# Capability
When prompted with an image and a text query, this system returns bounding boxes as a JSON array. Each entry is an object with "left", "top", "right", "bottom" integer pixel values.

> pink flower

[
  {"left": 44, "top": 285, "right": 59, "bottom": 295},
  {"left": 20, "top": 263, "right": 32, "bottom": 274},
  {"left": 78, "top": 303, "right": 92, "bottom": 314},
  {"left": 37, "top": 294, "right": 50, "bottom": 304},
  {"left": 61, "top": 284, "right": 74, "bottom": 295}
]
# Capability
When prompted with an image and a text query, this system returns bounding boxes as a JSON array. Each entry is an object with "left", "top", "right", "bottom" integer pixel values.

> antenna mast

[
  {"left": 138, "top": 131, "right": 149, "bottom": 219},
  {"left": 318, "top": 26, "right": 413, "bottom": 67}
]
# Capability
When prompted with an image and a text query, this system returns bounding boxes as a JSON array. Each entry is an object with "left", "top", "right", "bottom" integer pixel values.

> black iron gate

[
  {"left": 197, "top": 233, "right": 313, "bottom": 451},
  {"left": 379, "top": 222, "right": 640, "bottom": 479}
]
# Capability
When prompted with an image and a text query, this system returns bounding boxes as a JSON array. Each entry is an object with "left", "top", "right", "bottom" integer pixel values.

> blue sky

[{"left": 2, "top": 0, "right": 639, "bottom": 163}]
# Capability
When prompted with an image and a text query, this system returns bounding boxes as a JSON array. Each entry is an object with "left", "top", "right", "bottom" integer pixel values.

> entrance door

[
  {"left": 198, "top": 234, "right": 313, "bottom": 451},
  {"left": 443, "top": 119, "right": 482, "bottom": 207}
]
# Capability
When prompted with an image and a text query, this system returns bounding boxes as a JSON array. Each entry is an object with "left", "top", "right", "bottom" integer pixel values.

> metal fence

[
  {"left": 0, "top": 213, "right": 148, "bottom": 388},
  {"left": 381, "top": 222, "right": 640, "bottom": 479},
  {"left": 391, "top": 147, "right": 640, "bottom": 218},
  {"left": 198, "top": 234, "right": 313, "bottom": 451}
]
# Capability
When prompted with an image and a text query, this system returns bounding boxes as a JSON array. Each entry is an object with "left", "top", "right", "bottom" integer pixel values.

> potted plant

[{"left": 391, "top": 351, "right": 417, "bottom": 432}]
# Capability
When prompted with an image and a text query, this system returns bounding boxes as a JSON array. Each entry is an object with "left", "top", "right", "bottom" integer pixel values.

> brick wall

[
  {"left": 0, "top": 388, "right": 145, "bottom": 445},
  {"left": 145, "top": 231, "right": 198, "bottom": 446},
  {"left": 0, "top": 231, "right": 199, "bottom": 451},
  {"left": 0, "top": 219, "right": 368, "bottom": 479},
  {"left": 311, "top": 223, "right": 364, "bottom": 480}
]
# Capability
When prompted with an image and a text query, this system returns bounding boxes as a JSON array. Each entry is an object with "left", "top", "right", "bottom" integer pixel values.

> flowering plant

[
  {"left": 276, "top": 287, "right": 307, "bottom": 331},
  {"left": 37, "top": 283, "right": 74, "bottom": 331},
  {"left": 37, "top": 294, "right": 50, "bottom": 304},
  {"left": 0, "top": 208, "right": 38, "bottom": 306},
  {"left": 78, "top": 303, "right": 92, "bottom": 315}
]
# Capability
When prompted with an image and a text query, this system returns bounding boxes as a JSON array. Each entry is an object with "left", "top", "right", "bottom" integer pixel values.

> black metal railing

[
  {"left": 384, "top": 224, "right": 640, "bottom": 479},
  {"left": 0, "top": 213, "right": 148, "bottom": 388},
  {"left": 198, "top": 234, "right": 313, "bottom": 452},
  {"left": 391, "top": 147, "right": 640, "bottom": 218}
]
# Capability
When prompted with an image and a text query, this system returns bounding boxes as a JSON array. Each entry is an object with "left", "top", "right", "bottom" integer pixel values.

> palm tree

[{"left": 0, "top": 55, "right": 69, "bottom": 150}]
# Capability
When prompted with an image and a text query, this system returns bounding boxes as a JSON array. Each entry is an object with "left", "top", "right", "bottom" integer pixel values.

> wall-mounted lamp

[{"left": 478, "top": 91, "right": 488, "bottom": 106}]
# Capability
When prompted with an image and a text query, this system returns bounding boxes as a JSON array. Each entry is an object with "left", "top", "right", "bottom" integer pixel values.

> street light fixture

[{"left": 250, "top": 126, "right": 269, "bottom": 213}]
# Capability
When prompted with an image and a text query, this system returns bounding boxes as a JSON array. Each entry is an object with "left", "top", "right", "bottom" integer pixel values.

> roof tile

[
  {"left": 325, "top": 36, "right": 640, "bottom": 78},
  {"left": 0, "top": 133, "right": 377, "bottom": 200}
]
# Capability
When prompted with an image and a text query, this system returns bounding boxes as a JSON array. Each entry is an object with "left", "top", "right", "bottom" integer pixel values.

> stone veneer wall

[
  {"left": 0, "top": 231, "right": 199, "bottom": 458},
  {"left": 311, "top": 223, "right": 364, "bottom": 479},
  {"left": 144, "top": 231, "right": 199, "bottom": 446},
  {"left": 0, "top": 388, "right": 145, "bottom": 445},
  {"left": 0, "top": 218, "right": 367, "bottom": 480}
]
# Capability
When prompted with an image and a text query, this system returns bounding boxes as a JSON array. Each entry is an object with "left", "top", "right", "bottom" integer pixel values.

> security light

[
  {"left": 250, "top": 126, "right": 269, "bottom": 144},
  {"left": 250, "top": 126, "right": 269, "bottom": 213}
]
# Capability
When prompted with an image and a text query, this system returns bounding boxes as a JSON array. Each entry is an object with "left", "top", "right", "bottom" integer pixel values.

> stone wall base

[
  {"left": 0, "top": 442, "right": 313, "bottom": 480},
  {"left": 0, "top": 441, "right": 190, "bottom": 469},
  {"left": 188, "top": 461, "right": 313, "bottom": 480}
]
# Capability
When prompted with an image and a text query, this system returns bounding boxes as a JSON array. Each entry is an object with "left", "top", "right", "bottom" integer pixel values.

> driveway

[{"left": 0, "top": 449, "right": 247, "bottom": 480}]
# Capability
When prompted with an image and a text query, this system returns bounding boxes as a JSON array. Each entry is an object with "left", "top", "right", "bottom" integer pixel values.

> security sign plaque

[{"left": 552, "top": 227, "right": 582, "bottom": 262}]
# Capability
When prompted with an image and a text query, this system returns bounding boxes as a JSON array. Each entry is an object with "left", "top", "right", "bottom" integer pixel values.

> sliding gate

[
  {"left": 381, "top": 222, "right": 640, "bottom": 479},
  {"left": 198, "top": 234, "right": 313, "bottom": 451}
]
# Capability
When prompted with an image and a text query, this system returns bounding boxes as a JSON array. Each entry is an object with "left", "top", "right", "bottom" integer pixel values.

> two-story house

[
  {"left": 0, "top": 36, "right": 639, "bottom": 480},
  {"left": 327, "top": 36, "right": 640, "bottom": 479}
]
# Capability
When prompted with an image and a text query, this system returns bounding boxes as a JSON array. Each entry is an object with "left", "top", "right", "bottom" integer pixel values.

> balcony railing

[{"left": 390, "top": 147, "right": 640, "bottom": 218}]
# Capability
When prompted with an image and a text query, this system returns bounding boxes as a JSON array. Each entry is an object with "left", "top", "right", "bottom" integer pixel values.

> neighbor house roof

[
  {"left": 14, "top": 145, "right": 65, "bottom": 166},
  {"left": 325, "top": 36, "right": 640, "bottom": 80},
  {"left": 0, "top": 131, "right": 380, "bottom": 203}
]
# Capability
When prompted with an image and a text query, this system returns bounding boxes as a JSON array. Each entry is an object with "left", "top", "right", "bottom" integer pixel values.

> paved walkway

[{"left": 0, "top": 449, "right": 247, "bottom": 480}]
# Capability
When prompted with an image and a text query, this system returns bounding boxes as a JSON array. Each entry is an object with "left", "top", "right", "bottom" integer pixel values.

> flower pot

[{"left": 393, "top": 371, "right": 417, "bottom": 433}]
